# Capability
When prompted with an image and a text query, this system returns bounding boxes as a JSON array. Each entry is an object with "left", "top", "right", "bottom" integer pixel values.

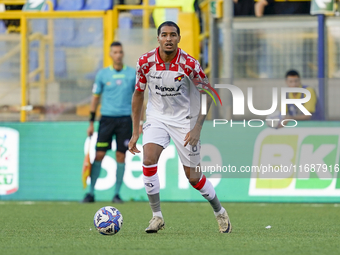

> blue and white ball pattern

[{"left": 93, "top": 206, "right": 123, "bottom": 235}]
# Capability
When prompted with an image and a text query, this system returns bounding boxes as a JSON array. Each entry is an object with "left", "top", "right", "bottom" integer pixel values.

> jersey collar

[
  {"left": 110, "top": 65, "right": 126, "bottom": 71},
  {"left": 156, "top": 47, "right": 181, "bottom": 64}
]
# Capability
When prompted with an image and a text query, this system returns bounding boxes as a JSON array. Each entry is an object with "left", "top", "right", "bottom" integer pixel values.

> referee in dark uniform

[{"left": 83, "top": 42, "right": 140, "bottom": 203}]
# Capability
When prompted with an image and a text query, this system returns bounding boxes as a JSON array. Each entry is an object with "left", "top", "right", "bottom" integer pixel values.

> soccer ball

[
  {"left": 266, "top": 110, "right": 282, "bottom": 129},
  {"left": 93, "top": 206, "right": 123, "bottom": 235}
]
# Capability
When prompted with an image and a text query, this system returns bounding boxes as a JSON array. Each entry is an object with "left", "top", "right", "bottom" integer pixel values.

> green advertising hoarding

[
  {"left": 23, "top": 0, "right": 47, "bottom": 11},
  {"left": 310, "top": 0, "right": 335, "bottom": 15},
  {"left": 0, "top": 121, "right": 340, "bottom": 202}
]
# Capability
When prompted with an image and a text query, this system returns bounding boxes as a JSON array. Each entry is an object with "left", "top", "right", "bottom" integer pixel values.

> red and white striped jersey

[{"left": 135, "top": 47, "right": 209, "bottom": 128}]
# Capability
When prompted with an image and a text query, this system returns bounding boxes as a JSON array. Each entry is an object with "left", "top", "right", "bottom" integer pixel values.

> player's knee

[
  {"left": 116, "top": 151, "right": 125, "bottom": 163},
  {"left": 143, "top": 158, "right": 158, "bottom": 167},
  {"left": 189, "top": 177, "right": 200, "bottom": 186},
  {"left": 95, "top": 151, "right": 106, "bottom": 161}
]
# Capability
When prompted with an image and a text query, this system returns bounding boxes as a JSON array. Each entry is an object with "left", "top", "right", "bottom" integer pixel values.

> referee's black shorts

[{"left": 96, "top": 116, "right": 132, "bottom": 153}]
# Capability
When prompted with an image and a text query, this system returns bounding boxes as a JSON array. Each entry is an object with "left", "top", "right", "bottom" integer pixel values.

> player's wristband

[
  {"left": 90, "top": 112, "right": 96, "bottom": 122},
  {"left": 140, "top": 120, "right": 144, "bottom": 125}
]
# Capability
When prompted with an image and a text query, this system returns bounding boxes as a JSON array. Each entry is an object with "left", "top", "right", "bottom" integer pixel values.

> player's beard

[{"left": 164, "top": 50, "right": 175, "bottom": 55}]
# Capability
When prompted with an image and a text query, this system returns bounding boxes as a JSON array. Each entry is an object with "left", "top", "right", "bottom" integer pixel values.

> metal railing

[{"left": 0, "top": 1, "right": 185, "bottom": 122}]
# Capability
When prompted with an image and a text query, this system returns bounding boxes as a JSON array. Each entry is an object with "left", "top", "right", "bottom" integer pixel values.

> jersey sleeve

[
  {"left": 135, "top": 59, "right": 147, "bottom": 92},
  {"left": 92, "top": 70, "right": 104, "bottom": 96},
  {"left": 191, "top": 60, "right": 210, "bottom": 91},
  {"left": 303, "top": 87, "right": 317, "bottom": 114}
]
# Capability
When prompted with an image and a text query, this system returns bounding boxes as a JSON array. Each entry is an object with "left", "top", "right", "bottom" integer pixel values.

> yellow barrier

[
  {"left": 0, "top": 0, "right": 26, "bottom": 4},
  {"left": 0, "top": 10, "right": 110, "bottom": 122},
  {"left": 0, "top": 3, "right": 194, "bottom": 122}
]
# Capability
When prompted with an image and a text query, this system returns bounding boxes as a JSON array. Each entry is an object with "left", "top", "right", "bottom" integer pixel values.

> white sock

[
  {"left": 153, "top": 211, "right": 163, "bottom": 218},
  {"left": 199, "top": 178, "right": 216, "bottom": 201},
  {"left": 213, "top": 207, "right": 225, "bottom": 217},
  {"left": 143, "top": 173, "right": 160, "bottom": 195}
]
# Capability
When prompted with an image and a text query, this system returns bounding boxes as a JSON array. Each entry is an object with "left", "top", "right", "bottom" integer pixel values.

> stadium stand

[
  {"left": 45, "top": 0, "right": 57, "bottom": 10},
  {"left": 50, "top": 48, "right": 67, "bottom": 78},
  {"left": 29, "top": 50, "right": 38, "bottom": 74},
  {"left": 130, "top": 0, "right": 155, "bottom": 16},
  {"left": 0, "top": 41, "right": 9, "bottom": 79},
  {"left": 119, "top": 13, "right": 133, "bottom": 29},
  {"left": 67, "top": 18, "right": 103, "bottom": 47},
  {"left": 29, "top": 48, "right": 67, "bottom": 80},
  {"left": 0, "top": 20, "right": 6, "bottom": 34},
  {"left": 30, "top": 19, "right": 47, "bottom": 35},
  {"left": 53, "top": 19, "right": 75, "bottom": 46},
  {"left": 55, "top": 0, "right": 85, "bottom": 11},
  {"left": 83, "top": 0, "right": 113, "bottom": 10}
]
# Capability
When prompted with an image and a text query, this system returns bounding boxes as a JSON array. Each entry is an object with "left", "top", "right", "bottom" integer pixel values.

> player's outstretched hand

[
  {"left": 128, "top": 135, "right": 141, "bottom": 155},
  {"left": 184, "top": 124, "right": 202, "bottom": 147},
  {"left": 87, "top": 123, "right": 94, "bottom": 137}
]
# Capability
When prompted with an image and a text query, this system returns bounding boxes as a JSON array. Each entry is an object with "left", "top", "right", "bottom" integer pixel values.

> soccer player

[
  {"left": 128, "top": 21, "right": 232, "bottom": 233},
  {"left": 83, "top": 41, "right": 138, "bottom": 203},
  {"left": 284, "top": 69, "right": 322, "bottom": 121}
]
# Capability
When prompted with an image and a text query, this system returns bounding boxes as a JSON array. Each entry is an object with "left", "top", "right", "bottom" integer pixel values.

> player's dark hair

[
  {"left": 285, "top": 70, "right": 300, "bottom": 78},
  {"left": 110, "top": 41, "right": 122, "bottom": 47},
  {"left": 157, "top": 21, "right": 180, "bottom": 36}
]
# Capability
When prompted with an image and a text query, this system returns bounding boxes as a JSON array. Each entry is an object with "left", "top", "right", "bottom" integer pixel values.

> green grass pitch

[{"left": 0, "top": 202, "right": 339, "bottom": 255}]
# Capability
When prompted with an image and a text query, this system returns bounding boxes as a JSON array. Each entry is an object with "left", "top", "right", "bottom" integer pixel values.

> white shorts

[{"left": 142, "top": 118, "right": 200, "bottom": 167}]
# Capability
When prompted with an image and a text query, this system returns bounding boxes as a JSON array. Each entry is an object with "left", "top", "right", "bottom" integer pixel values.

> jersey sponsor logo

[
  {"left": 155, "top": 85, "right": 176, "bottom": 92},
  {"left": 112, "top": 74, "right": 125, "bottom": 79},
  {"left": 155, "top": 85, "right": 182, "bottom": 97},
  {"left": 150, "top": 75, "right": 162, "bottom": 79},
  {"left": 106, "top": 82, "right": 111, "bottom": 86},
  {"left": 174, "top": 74, "right": 184, "bottom": 82}
]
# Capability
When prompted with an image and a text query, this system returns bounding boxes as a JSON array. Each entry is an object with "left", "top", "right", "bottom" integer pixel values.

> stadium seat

[
  {"left": 0, "top": 41, "right": 10, "bottom": 79},
  {"left": 49, "top": 48, "right": 67, "bottom": 78},
  {"left": 85, "top": 59, "right": 103, "bottom": 80},
  {"left": 66, "top": 19, "right": 102, "bottom": 47},
  {"left": 30, "top": 19, "right": 48, "bottom": 35},
  {"left": 54, "top": 19, "right": 75, "bottom": 46},
  {"left": 49, "top": 0, "right": 58, "bottom": 9},
  {"left": 29, "top": 51, "right": 39, "bottom": 74},
  {"left": 42, "top": 0, "right": 57, "bottom": 10},
  {"left": 0, "top": 20, "right": 6, "bottom": 34},
  {"left": 83, "top": 0, "right": 113, "bottom": 10},
  {"left": 28, "top": 49, "right": 67, "bottom": 80},
  {"left": 56, "top": 0, "right": 85, "bottom": 11},
  {"left": 119, "top": 13, "right": 132, "bottom": 29},
  {"left": 130, "top": 0, "right": 155, "bottom": 16}
]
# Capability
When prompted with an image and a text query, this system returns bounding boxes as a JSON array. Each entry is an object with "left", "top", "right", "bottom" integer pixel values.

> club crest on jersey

[
  {"left": 106, "top": 82, "right": 111, "bottom": 86},
  {"left": 174, "top": 74, "right": 184, "bottom": 82}
]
